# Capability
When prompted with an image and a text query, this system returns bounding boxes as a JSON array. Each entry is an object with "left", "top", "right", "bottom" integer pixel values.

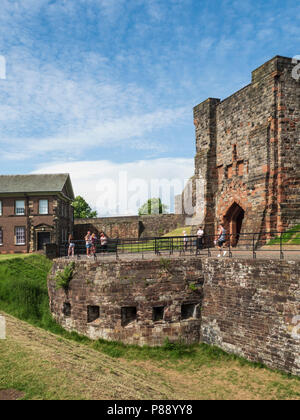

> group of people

[
  {"left": 183, "top": 223, "right": 227, "bottom": 257},
  {"left": 67, "top": 231, "right": 108, "bottom": 258}
]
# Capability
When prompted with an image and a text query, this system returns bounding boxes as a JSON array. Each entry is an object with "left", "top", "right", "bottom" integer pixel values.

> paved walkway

[{"left": 61, "top": 247, "right": 300, "bottom": 262}]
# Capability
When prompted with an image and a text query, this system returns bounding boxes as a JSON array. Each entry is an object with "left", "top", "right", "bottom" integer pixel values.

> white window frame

[
  {"left": 15, "top": 227, "right": 26, "bottom": 245},
  {"left": 39, "top": 199, "right": 49, "bottom": 215},
  {"left": 15, "top": 200, "right": 25, "bottom": 215},
  {"left": 0, "top": 200, "right": 2, "bottom": 216},
  {"left": 0, "top": 228, "right": 3, "bottom": 245}
]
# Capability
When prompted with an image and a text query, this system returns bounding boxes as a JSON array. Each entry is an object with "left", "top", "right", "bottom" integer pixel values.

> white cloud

[{"left": 32, "top": 157, "right": 194, "bottom": 216}]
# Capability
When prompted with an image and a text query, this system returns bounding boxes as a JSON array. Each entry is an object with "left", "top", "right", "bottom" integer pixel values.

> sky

[{"left": 0, "top": 0, "right": 299, "bottom": 215}]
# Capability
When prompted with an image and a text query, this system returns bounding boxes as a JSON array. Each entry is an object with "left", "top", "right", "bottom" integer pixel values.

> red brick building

[{"left": 0, "top": 174, "right": 74, "bottom": 254}]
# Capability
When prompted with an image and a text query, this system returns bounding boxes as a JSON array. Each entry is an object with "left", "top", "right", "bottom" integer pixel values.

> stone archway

[{"left": 224, "top": 202, "right": 245, "bottom": 246}]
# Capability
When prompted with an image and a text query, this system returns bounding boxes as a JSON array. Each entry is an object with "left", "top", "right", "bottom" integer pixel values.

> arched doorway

[{"left": 224, "top": 203, "right": 245, "bottom": 246}]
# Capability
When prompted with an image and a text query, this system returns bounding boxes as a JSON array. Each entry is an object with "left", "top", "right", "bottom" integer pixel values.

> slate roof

[{"left": 0, "top": 174, "right": 75, "bottom": 199}]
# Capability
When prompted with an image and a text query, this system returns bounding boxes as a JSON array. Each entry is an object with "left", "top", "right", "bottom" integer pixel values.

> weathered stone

[
  {"left": 179, "top": 56, "right": 300, "bottom": 241},
  {"left": 48, "top": 256, "right": 300, "bottom": 376},
  {"left": 74, "top": 214, "right": 186, "bottom": 239}
]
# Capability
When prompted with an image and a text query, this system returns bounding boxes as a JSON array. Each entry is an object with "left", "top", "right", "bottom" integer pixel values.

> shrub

[{"left": 55, "top": 262, "right": 75, "bottom": 291}]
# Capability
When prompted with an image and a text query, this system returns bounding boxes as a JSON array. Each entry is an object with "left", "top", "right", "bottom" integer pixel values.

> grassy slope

[
  {"left": 118, "top": 227, "right": 193, "bottom": 253},
  {"left": 163, "top": 226, "right": 192, "bottom": 237},
  {"left": 0, "top": 254, "right": 31, "bottom": 261},
  {"left": 267, "top": 225, "right": 300, "bottom": 245},
  {"left": 0, "top": 255, "right": 299, "bottom": 400},
  {"left": 1, "top": 313, "right": 300, "bottom": 400}
]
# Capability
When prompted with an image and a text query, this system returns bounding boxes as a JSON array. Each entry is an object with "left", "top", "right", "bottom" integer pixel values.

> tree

[
  {"left": 72, "top": 196, "right": 97, "bottom": 219},
  {"left": 138, "top": 198, "right": 168, "bottom": 216}
]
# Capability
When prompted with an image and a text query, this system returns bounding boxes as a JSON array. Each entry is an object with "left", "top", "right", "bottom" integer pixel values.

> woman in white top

[{"left": 196, "top": 226, "right": 204, "bottom": 252}]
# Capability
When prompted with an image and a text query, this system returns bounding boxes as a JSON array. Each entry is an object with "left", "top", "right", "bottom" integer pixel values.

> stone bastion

[{"left": 48, "top": 256, "right": 300, "bottom": 376}]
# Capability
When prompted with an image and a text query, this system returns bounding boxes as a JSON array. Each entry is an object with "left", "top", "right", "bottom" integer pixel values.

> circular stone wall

[{"left": 48, "top": 257, "right": 204, "bottom": 346}]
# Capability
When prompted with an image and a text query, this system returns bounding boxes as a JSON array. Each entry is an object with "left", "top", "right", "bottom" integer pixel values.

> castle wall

[
  {"left": 201, "top": 258, "right": 300, "bottom": 377},
  {"left": 48, "top": 257, "right": 300, "bottom": 376},
  {"left": 48, "top": 257, "right": 203, "bottom": 346},
  {"left": 74, "top": 214, "right": 186, "bottom": 239},
  {"left": 192, "top": 56, "right": 300, "bottom": 237}
]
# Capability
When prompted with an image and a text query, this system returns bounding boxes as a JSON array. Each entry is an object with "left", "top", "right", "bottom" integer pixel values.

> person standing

[
  {"left": 196, "top": 226, "right": 204, "bottom": 254},
  {"left": 183, "top": 230, "right": 188, "bottom": 251},
  {"left": 68, "top": 234, "right": 75, "bottom": 257},
  {"left": 91, "top": 233, "right": 97, "bottom": 257},
  {"left": 217, "top": 224, "right": 227, "bottom": 257},
  {"left": 85, "top": 231, "right": 92, "bottom": 258},
  {"left": 100, "top": 232, "right": 108, "bottom": 253}
]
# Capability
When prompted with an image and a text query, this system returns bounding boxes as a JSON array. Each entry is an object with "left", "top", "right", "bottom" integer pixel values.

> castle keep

[{"left": 178, "top": 56, "right": 300, "bottom": 241}]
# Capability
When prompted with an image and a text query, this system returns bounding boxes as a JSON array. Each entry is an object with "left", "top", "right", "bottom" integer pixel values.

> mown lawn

[{"left": 1, "top": 313, "right": 300, "bottom": 400}]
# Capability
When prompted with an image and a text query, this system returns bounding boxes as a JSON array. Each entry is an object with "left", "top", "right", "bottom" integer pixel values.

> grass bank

[
  {"left": 2, "top": 313, "right": 300, "bottom": 400},
  {"left": 268, "top": 225, "right": 300, "bottom": 245}
]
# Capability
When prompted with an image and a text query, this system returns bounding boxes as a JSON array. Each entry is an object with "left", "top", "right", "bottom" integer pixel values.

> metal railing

[{"left": 59, "top": 230, "right": 300, "bottom": 260}]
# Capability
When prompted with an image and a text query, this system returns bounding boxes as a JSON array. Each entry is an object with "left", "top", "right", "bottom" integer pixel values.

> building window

[
  {"left": 0, "top": 201, "right": 2, "bottom": 216},
  {"left": 0, "top": 228, "right": 3, "bottom": 245},
  {"left": 217, "top": 165, "right": 223, "bottom": 182},
  {"left": 121, "top": 307, "right": 137, "bottom": 327},
  {"left": 227, "top": 164, "right": 233, "bottom": 179},
  {"left": 233, "top": 144, "right": 237, "bottom": 161},
  {"left": 181, "top": 303, "right": 200, "bottom": 320},
  {"left": 39, "top": 199, "right": 48, "bottom": 215},
  {"left": 237, "top": 161, "right": 244, "bottom": 176},
  {"left": 15, "top": 200, "right": 25, "bottom": 215},
  {"left": 63, "top": 302, "right": 71, "bottom": 317},
  {"left": 152, "top": 306, "right": 164, "bottom": 322},
  {"left": 61, "top": 228, "right": 68, "bottom": 243},
  {"left": 87, "top": 306, "right": 100, "bottom": 323},
  {"left": 15, "top": 227, "right": 26, "bottom": 245}
]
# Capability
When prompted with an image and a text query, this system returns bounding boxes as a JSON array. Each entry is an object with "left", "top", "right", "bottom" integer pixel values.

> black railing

[{"left": 59, "top": 230, "right": 300, "bottom": 260}]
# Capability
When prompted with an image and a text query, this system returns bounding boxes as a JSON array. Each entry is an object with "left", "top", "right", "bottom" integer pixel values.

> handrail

[{"left": 59, "top": 230, "right": 300, "bottom": 260}]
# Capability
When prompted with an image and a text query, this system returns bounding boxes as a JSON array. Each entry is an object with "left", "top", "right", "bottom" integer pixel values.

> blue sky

[{"left": 0, "top": 0, "right": 299, "bottom": 214}]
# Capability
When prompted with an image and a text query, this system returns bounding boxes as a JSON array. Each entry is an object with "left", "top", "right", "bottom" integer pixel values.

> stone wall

[
  {"left": 48, "top": 257, "right": 300, "bottom": 376},
  {"left": 74, "top": 214, "right": 186, "bottom": 239},
  {"left": 48, "top": 257, "right": 203, "bottom": 346},
  {"left": 201, "top": 258, "right": 300, "bottom": 377},
  {"left": 180, "top": 56, "right": 300, "bottom": 240}
]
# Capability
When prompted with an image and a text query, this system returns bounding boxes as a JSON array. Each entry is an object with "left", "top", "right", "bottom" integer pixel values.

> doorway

[
  {"left": 224, "top": 203, "right": 245, "bottom": 246},
  {"left": 37, "top": 232, "right": 51, "bottom": 250}
]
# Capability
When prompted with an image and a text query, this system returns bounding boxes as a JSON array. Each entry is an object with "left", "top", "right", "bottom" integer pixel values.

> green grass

[
  {"left": 0, "top": 254, "right": 68, "bottom": 336},
  {"left": 0, "top": 255, "right": 299, "bottom": 399},
  {"left": 267, "top": 225, "right": 300, "bottom": 245},
  {"left": 0, "top": 254, "right": 299, "bottom": 380},
  {"left": 0, "top": 253, "right": 31, "bottom": 261},
  {"left": 163, "top": 226, "right": 192, "bottom": 237},
  {"left": 117, "top": 226, "right": 193, "bottom": 253}
]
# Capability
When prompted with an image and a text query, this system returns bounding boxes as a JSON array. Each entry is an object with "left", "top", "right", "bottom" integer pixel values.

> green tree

[
  {"left": 72, "top": 196, "right": 97, "bottom": 219},
  {"left": 138, "top": 198, "right": 168, "bottom": 216}
]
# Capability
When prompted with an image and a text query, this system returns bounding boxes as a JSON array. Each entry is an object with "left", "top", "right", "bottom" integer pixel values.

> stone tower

[{"left": 179, "top": 56, "right": 300, "bottom": 242}]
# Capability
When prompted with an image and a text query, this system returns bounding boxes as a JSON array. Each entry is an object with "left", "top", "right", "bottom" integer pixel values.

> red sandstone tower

[{"left": 187, "top": 56, "right": 300, "bottom": 242}]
